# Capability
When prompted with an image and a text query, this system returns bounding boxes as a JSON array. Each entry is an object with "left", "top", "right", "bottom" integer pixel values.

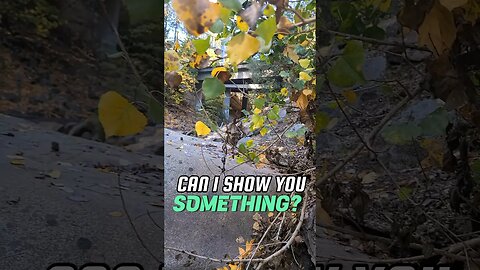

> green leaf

[
  {"left": 219, "top": 0, "right": 242, "bottom": 11},
  {"left": 255, "top": 17, "right": 277, "bottom": 45},
  {"left": 252, "top": 114, "right": 265, "bottom": 130},
  {"left": 327, "top": 41, "right": 365, "bottom": 87},
  {"left": 254, "top": 98, "right": 266, "bottom": 109},
  {"left": 279, "top": 71, "right": 289, "bottom": 78},
  {"left": 202, "top": 78, "right": 226, "bottom": 99},
  {"left": 192, "top": 37, "right": 210, "bottom": 55},
  {"left": 381, "top": 123, "right": 422, "bottom": 145},
  {"left": 239, "top": 143, "right": 248, "bottom": 154},
  {"left": 209, "top": 19, "right": 224, "bottom": 33},
  {"left": 267, "top": 110, "right": 279, "bottom": 120},
  {"left": 419, "top": 108, "right": 450, "bottom": 136},
  {"left": 398, "top": 186, "right": 413, "bottom": 201}
]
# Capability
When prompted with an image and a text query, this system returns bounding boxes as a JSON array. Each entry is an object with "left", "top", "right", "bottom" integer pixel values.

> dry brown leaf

[{"left": 418, "top": 0, "right": 456, "bottom": 55}]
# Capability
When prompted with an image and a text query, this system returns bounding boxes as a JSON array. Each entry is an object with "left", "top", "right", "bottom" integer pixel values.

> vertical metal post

[{"left": 224, "top": 88, "right": 231, "bottom": 123}]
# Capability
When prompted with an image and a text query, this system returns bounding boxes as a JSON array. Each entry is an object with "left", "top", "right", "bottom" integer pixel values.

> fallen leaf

[
  {"left": 418, "top": 0, "right": 456, "bottom": 55},
  {"left": 109, "top": 211, "right": 124, "bottom": 217},
  {"left": 48, "top": 170, "right": 61, "bottom": 179},
  {"left": 252, "top": 221, "right": 261, "bottom": 231},
  {"left": 98, "top": 91, "right": 147, "bottom": 138},
  {"left": 195, "top": 121, "right": 211, "bottom": 136},
  {"left": 9, "top": 155, "right": 25, "bottom": 166}
]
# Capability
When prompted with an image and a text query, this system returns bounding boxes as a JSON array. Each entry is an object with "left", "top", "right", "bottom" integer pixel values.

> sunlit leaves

[
  {"left": 211, "top": 67, "right": 231, "bottom": 82},
  {"left": 252, "top": 114, "right": 265, "bottom": 130},
  {"left": 327, "top": 41, "right": 365, "bottom": 87},
  {"left": 280, "top": 87, "right": 288, "bottom": 96},
  {"left": 172, "top": 0, "right": 221, "bottom": 36},
  {"left": 299, "top": 71, "right": 312, "bottom": 81},
  {"left": 263, "top": 4, "right": 275, "bottom": 16},
  {"left": 219, "top": 0, "right": 242, "bottom": 12},
  {"left": 192, "top": 37, "right": 210, "bottom": 55},
  {"left": 299, "top": 59, "right": 310, "bottom": 68},
  {"left": 202, "top": 77, "right": 226, "bottom": 99},
  {"left": 418, "top": 0, "right": 456, "bottom": 55},
  {"left": 236, "top": 16, "right": 249, "bottom": 32},
  {"left": 255, "top": 16, "right": 277, "bottom": 45},
  {"left": 227, "top": 33, "right": 260, "bottom": 65},
  {"left": 98, "top": 91, "right": 147, "bottom": 138},
  {"left": 195, "top": 121, "right": 211, "bottom": 136}
]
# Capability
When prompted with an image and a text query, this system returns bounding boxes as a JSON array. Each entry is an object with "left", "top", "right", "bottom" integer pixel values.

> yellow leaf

[
  {"left": 277, "top": 16, "right": 293, "bottom": 34},
  {"left": 277, "top": 33, "right": 284, "bottom": 39},
  {"left": 420, "top": 138, "right": 445, "bottom": 168},
  {"left": 253, "top": 221, "right": 261, "bottom": 231},
  {"left": 246, "top": 139, "right": 254, "bottom": 147},
  {"left": 98, "top": 91, "right": 147, "bottom": 138},
  {"left": 296, "top": 93, "right": 309, "bottom": 110},
  {"left": 253, "top": 108, "right": 262, "bottom": 114},
  {"left": 300, "top": 40, "right": 309, "bottom": 47},
  {"left": 260, "top": 127, "right": 268, "bottom": 136},
  {"left": 9, "top": 157, "right": 25, "bottom": 166},
  {"left": 299, "top": 71, "right": 312, "bottom": 81},
  {"left": 302, "top": 89, "right": 314, "bottom": 96},
  {"left": 174, "top": 41, "right": 180, "bottom": 51},
  {"left": 195, "top": 121, "right": 211, "bottom": 136},
  {"left": 342, "top": 89, "right": 357, "bottom": 104},
  {"left": 109, "top": 211, "right": 123, "bottom": 217},
  {"left": 227, "top": 33, "right": 260, "bottom": 65},
  {"left": 418, "top": 0, "right": 456, "bottom": 55},
  {"left": 165, "top": 50, "right": 180, "bottom": 71},
  {"left": 228, "top": 265, "right": 239, "bottom": 270},
  {"left": 206, "top": 48, "right": 217, "bottom": 58},
  {"left": 267, "top": 212, "right": 274, "bottom": 217},
  {"left": 211, "top": 67, "right": 227, "bottom": 77},
  {"left": 284, "top": 45, "right": 299, "bottom": 63},
  {"left": 299, "top": 59, "right": 310, "bottom": 68},
  {"left": 172, "top": 0, "right": 221, "bottom": 36},
  {"left": 256, "top": 153, "right": 267, "bottom": 168},
  {"left": 439, "top": 0, "right": 468, "bottom": 10},
  {"left": 263, "top": 4, "right": 275, "bottom": 16},
  {"left": 48, "top": 169, "right": 61, "bottom": 179},
  {"left": 236, "top": 16, "right": 249, "bottom": 32},
  {"left": 245, "top": 239, "right": 254, "bottom": 253},
  {"left": 238, "top": 247, "right": 247, "bottom": 258},
  {"left": 280, "top": 87, "right": 288, "bottom": 96}
]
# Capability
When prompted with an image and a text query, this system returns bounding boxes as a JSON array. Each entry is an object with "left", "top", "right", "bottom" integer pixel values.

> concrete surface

[{"left": 0, "top": 114, "right": 163, "bottom": 270}]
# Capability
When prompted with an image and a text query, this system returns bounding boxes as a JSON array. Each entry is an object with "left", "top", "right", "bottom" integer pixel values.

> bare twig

[
  {"left": 255, "top": 191, "right": 309, "bottom": 270},
  {"left": 315, "top": 87, "right": 424, "bottom": 188},
  {"left": 318, "top": 27, "right": 430, "bottom": 52},
  {"left": 116, "top": 173, "right": 163, "bottom": 265}
]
